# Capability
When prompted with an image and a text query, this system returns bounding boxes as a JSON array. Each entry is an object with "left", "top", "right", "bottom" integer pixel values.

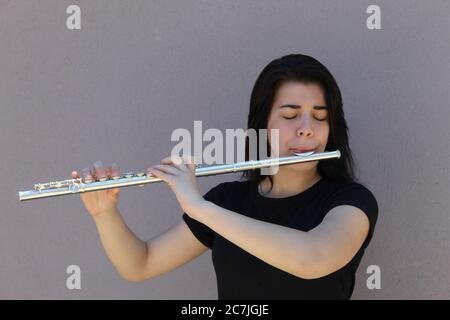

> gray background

[{"left": 1, "top": 0, "right": 449, "bottom": 299}]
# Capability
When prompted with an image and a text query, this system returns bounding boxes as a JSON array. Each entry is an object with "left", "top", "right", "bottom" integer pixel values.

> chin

[{"left": 286, "top": 162, "right": 318, "bottom": 172}]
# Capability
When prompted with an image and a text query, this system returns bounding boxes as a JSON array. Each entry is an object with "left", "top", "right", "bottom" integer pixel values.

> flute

[{"left": 18, "top": 150, "right": 340, "bottom": 201}]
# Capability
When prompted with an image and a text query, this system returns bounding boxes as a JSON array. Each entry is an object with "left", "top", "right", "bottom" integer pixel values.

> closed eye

[{"left": 283, "top": 116, "right": 327, "bottom": 121}]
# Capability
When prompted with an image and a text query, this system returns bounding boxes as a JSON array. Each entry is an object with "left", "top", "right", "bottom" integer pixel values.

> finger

[
  {"left": 161, "top": 156, "right": 173, "bottom": 164},
  {"left": 181, "top": 155, "right": 196, "bottom": 171},
  {"left": 111, "top": 163, "right": 120, "bottom": 179},
  {"left": 177, "top": 155, "right": 195, "bottom": 172},
  {"left": 105, "top": 166, "right": 112, "bottom": 179},
  {"left": 82, "top": 167, "right": 94, "bottom": 182},
  {"left": 172, "top": 155, "right": 194, "bottom": 173},
  {"left": 94, "top": 160, "right": 107, "bottom": 181},
  {"left": 90, "top": 166, "right": 97, "bottom": 180},
  {"left": 170, "top": 155, "right": 183, "bottom": 166},
  {"left": 151, "top": 164, "right": 180, "bottom": 176},
  {"left": 148, "top": 168, "right": 174, "bottom": 184},
  {"left": 169, "top": 154, "right": 191, "bottom": 172},
  {"left": 160, "top": 156, "right": 185, "bottom": 172},
  {"left": 182, "top": 154, "right": 195, "bottom": 164}
]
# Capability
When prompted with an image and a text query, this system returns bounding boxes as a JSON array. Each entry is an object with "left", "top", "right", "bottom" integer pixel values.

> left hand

[{"left": 147, "top": 155, "right": 206, "bottom": 216}]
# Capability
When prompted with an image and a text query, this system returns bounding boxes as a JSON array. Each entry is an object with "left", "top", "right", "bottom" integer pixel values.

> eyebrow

[{"left": 279, "top": 104, "right": 328, "bottom": 110}]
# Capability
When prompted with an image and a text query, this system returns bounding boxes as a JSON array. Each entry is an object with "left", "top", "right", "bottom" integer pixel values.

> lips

[{"left": 291, "top": 147, "right": 316, "bottom": 153}]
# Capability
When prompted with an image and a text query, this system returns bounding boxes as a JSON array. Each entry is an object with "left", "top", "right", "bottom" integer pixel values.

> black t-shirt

[{"left": 182, "top": 178, "right": 378, "bottom": 300}]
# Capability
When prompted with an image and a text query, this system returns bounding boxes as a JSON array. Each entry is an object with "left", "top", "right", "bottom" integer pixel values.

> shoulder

[
  {"left": 321, "top": 179, "right": 379, "bottom": 247},
  {"left": 323, "top": 180, "right": 378, "bottom": 212},
  {"left": 207, "top": 179, "right": 250, "bottom": 192},
  {"left": 203, "top": 179, "right": 252, "bottom": 204}
]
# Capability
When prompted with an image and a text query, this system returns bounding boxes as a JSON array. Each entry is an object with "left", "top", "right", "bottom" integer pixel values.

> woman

[{"left": 72, "top": 54, "right": 378, "bottom": 299}]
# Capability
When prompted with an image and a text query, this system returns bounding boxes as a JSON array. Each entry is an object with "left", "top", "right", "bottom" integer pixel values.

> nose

[{"left": 296, "top": 116, "right": 314, "bottom": 137}]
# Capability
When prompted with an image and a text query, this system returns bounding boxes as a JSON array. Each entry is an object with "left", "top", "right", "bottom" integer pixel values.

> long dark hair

[{"left": 241, "top": 54, "right": 358, "bottom": 192}]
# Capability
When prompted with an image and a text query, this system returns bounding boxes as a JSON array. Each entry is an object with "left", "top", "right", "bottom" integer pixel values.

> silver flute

[{"left": 18, "top": 150, "right": 340, "bottom": 201}]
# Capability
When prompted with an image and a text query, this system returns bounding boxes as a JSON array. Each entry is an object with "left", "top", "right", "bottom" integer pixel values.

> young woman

[{"left": 72, "top": 54, "right": 378, "bottom": 299}]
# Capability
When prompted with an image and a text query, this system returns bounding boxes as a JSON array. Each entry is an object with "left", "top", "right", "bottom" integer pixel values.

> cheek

[
  {"left": 317, "top": 125, "right": 330, "bottom": 146},
  {"left": 266, "top": 122, "right": 278, "bottom": 147},
  {"left": 278, "top": 126, "right": 294, "bottom": 141},
  {"left": 320, "top": 123, "right": 330, "bottom": 139},
  {"left": 267, "top": 124, "right": 293, "bottom": 147}
]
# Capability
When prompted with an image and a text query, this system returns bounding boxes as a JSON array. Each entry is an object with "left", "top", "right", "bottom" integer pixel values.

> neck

[{"left": 259, "top": 167, "right": 322, "bottom": 198}]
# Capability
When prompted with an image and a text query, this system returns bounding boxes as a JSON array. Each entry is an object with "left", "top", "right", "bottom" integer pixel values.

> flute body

[{"left": 18, "top": 150, "right": 340, "bottom": 201}]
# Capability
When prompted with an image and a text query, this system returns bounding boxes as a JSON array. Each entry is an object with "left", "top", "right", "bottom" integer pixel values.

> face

[{"left": 267, "top": 81, "right": 330, "bottom": 172}]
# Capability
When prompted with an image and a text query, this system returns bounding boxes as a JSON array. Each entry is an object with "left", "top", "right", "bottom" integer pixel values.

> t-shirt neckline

[{"left": 252, "top": 177, "right": 325, "bottom": 202}]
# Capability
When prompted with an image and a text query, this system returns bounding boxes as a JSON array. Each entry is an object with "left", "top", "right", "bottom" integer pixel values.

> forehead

[{"left": 274, "top": 81, "right": 326, "bottom": 105}]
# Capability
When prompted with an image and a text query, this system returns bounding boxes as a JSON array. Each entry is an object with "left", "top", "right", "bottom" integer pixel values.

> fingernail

[{"left": 82, "top": 168, "right": 93, "bottom": 180}]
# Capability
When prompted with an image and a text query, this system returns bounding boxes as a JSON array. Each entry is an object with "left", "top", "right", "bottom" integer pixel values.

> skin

[
  {"left": 72, "top": 81, "right": 370, "bottom": 281},
  {"left": 261, "top": 81, "right": 330, "bottom": 198}
]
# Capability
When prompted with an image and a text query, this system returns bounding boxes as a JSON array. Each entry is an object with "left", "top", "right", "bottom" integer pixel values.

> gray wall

[{"left": 1, "top": 0, "right": 449, "bottom": 299}]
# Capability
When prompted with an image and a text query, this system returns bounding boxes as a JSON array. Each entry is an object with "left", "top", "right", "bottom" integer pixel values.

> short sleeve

[
  {"left": 324, "top": 183, "right": 379, "bottom": 249},
  {"left": 182, "top": 184, "right": 222, "bottom": 249}
]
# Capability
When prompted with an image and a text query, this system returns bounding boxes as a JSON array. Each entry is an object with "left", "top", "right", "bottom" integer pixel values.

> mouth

[{"left": 290, "top": 148, "right": 316, "bottom": 155}]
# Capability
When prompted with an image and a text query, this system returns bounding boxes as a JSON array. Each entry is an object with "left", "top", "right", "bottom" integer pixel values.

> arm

[
  {"left": 76, "top": 160, "right": 209, "bottom": 282},
  {"left": 191, "top": 202, "right": 370, "bottom": 279},
  {"left": 94, "top": 208, "right": 208, "bottom": 282},
  {"left": 146, "top": 155, "right": 370, "bottom": 279}
]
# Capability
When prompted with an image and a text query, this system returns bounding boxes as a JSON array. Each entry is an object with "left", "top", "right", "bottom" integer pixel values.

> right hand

[{"left": 72, "top": 161, "right": 121, "bottom": 218}]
